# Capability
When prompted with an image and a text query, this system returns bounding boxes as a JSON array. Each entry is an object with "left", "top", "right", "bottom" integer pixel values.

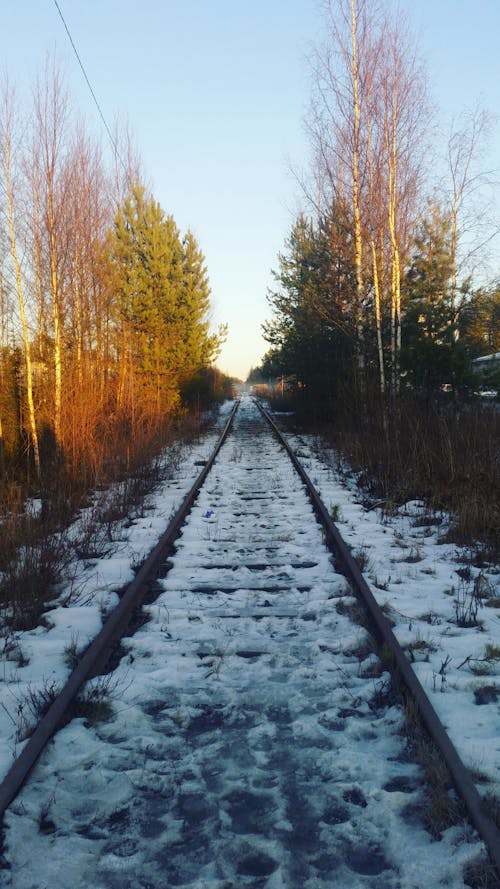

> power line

[{"left": 52, "top": 0, "right": 127, "bottom": 174}]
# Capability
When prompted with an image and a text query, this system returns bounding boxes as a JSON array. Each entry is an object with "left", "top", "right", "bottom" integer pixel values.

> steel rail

[
  {"left": 0, "top": 400, "right": 239, "bottom": 818},
  {"left": 3, "top": 394, "right": 500, "bottom": 877},
  {"left": 257, "top": 399, "right": 500, "bottom": 876}
]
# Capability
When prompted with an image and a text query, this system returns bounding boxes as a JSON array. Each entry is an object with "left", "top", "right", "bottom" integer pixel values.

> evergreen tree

[
  {"left": 400, "top": 204, "right": 469, "bottom": 390},
  {"left": 459, "top": 287, "right": 500, "bottom": 356},
  {"left": 113, "top": 184, "right": 181, "bottom": 411},
  {"left": 404, "top": 203, "right": 454, "bottom": 307},
  {"left": 179, "top": 231, "right": 221, "bottom": 378},
  {"left": 112, "top": 184, "right": 223, "bottom": 417},
  {"left": 263, "top": 210, "right": 356, "bottom": 412}
]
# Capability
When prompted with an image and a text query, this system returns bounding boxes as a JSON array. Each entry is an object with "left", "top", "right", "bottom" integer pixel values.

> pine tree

[
  {"left": 264, "top": 211, "right": 356, "bottom": 411},
  {"left": 112, "top": 185, "right": 182, "bottom": 413},
  {"left": 112, "top": 185, "right": 223, "bottom": 417},
  {"left": 460, "top": 287, "right": 500, "bottom": 356},
  {"left": 400, "top": 204, "right": 469, "bottom": 389},
  {"left": 179, "top": 230, "right": 219, "bottom": 379}
]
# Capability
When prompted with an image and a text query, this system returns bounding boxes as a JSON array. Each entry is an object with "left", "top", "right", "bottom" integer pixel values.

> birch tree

[
  {"left": 446, "top": 107, "right": 493, "bottom": 316},
  {"left": 32, "top": 59, "right": 71, "bottom": 448},
  {"left": 308, "top": 0, "right": 429, "bottom": 395},
  {"left": 378, "top": 11, "right": 427, "bottom": 391},
  {"left": 310, "top": 0, "right": 374, "bottom": 376},
  {"left": 60, "top": 127, "right": 114, "bottom": 465},
  {"left": 1, "top": 80, "right": 41, "bottom": 478}
]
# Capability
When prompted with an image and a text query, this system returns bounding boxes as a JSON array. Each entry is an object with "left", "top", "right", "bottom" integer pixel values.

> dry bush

[
  {"left": 0, "top": 485, "right": 73, "bottom": 630},
  {"left": 298, "top": 390, "right": 499, "bottom": 562},
  {"left": 464, "top": 855, "right": 500, "bottom": 889},
  {"left": 0, "top": 402, "right": 213, "bottom": 632}
]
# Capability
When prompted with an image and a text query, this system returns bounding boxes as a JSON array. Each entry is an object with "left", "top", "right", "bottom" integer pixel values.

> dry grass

[
  {"left": 464, "top": 856, "right": 500, "bottom": 889},
  {"left": 0, "top": 493, "right": 73, "bottom": 630},
  {"left": 0, "top": 406, "right": 216, "bottom": 632},
  {"left": 279, "top": 389, "right": 499, "bottom": 564},
  {"left": 404, "top": 632, "right": 438, "bottom": 662},
  {"left": 401, "top": 695, "right": 467, "bottom": 838}
]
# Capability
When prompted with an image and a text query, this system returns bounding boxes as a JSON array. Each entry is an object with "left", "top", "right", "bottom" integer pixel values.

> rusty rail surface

[
  {"left": 257, "top": 399, "right": 500, "bottom": 876},
  {"left": 0, "top": 400, "right": 239, "bottom": 818}
]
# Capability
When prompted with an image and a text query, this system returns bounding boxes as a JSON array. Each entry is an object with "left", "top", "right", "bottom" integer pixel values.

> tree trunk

[
  {"left": 0, "top": 416, "right": 4, "bottom": 480},
  {"left": 350, "top": 0, "right": 365, "bottom": 374},
  {"left": 370, "top": 237, "right": 385, "bottom": 394},
  {"left": 48, "top": 190, "right": 63, "bottom": 447},
  {"left": 3, "top": 102, "right": 41, "bottom": 480}
]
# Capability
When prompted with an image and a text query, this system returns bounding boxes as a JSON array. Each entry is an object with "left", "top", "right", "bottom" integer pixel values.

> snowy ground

[
  {"left": 279, "top": 413, "right": 500, "bottom": 796},
  {"left": 0, "top": 396, "right": 497, "bottom": 887},
  {"left": 0, "top": 406, "right": 234, "bottom": 781}
]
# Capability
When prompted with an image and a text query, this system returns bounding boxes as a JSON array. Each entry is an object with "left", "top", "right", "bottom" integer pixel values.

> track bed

[{"left": 0, "top": 399, "right": 488, "bottom": 887}]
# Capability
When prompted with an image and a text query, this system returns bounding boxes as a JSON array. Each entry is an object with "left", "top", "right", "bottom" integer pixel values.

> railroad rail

[
  {"left": 1, "top": 396, "right": 499, "bottom": 886},
  {"left": 259, "top": 401, "right": 500, "bottom": 874},
  {"left": 0, "top": 400, "right": 239, "bottom": 818}
]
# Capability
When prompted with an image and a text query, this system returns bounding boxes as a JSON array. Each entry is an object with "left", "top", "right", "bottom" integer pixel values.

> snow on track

[{"left": 1, "top": 398, "right": 482, "bottom": 888}]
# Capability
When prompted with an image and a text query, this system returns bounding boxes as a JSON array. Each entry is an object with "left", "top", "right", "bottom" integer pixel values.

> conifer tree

[
  {"left": 264, "top": 212, "right": 356, "bottom": 410},
  {"left": 112, "top": 185, "right": 222, "bottom": 417},
  {"left": 179, "top": 231, "right": 216, "bottom": 377},
  {"left": 400, "top": 204, "right": 468, "bottom": 389},
  {"left": 113, "top": 185, "right": 182, "bottom": 413}
]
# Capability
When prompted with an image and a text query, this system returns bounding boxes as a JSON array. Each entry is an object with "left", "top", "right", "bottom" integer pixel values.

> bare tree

[
  {"left": 446, "top": 107, "right": 495, "bottom": 314},
  {"left": 1, "top": 79, "right": 41, "bottom": 478},
  {"left": 32, "top": 58, "right": 71, "bottom": 448},
  {"left": 111, "top": 117, "right": 144, "bottom": 212},
  {"left": 310, "top": 0, "right": 376, "bottom": 375},
  {"left": 62, "top": 124, "right": 115, "bottom": 466},
  {"left": 378, "top": 11, "right": 428, "bottom": 390},
  {"left": 366, "top": 77, "right": 387, "bottom": 394},
  {"left": 308, "top": 0, "right": 429, "bottom": 394},
  {"left": 0, "top": 257, "right": 6, "bottom": 479}
]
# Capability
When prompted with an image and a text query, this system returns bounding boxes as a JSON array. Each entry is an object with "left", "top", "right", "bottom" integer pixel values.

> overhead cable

[{"left": 52, "top": 0, "right": 127, "bottom": 174}]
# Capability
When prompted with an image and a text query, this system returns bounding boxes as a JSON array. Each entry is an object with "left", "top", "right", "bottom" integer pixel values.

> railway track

[{"left": 0, "top": 396, "right": 499, "bottom": 888}]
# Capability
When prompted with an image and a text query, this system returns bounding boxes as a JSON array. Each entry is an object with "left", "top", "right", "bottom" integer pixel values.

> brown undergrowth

[
  {"left": 271, "top": 389, "right": 499, "bottom": 564},
  {"left": 0, "top": 405, "right": 221, "bottom": 631}
]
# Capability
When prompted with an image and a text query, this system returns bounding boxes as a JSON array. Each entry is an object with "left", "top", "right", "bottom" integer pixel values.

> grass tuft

[
  {"left": 295, "top": 392, "right": 499, "bottom": 563},
  {"left": 464, "top": 855, "right": 500, "bottom": 889}
]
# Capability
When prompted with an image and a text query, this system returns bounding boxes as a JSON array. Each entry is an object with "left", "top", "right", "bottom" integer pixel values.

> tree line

[
  {"left": 0, "top": 60, "right": 228, "bottom": 488},
  {"left": 258, "top": 0, "right": 499, "bottom": 409}
]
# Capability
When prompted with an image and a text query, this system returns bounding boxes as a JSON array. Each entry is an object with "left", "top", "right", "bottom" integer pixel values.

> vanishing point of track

[{"left": 1, "top": 396, "right": 499, "bottom": 885}]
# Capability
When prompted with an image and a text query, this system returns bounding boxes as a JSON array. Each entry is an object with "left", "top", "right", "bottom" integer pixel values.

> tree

[
  {"left": 400, "top": 204, "right": 470, "bottom": 390},
  {"left": 56, "top": 125, "right": 115, "bottom": 466},
  {"left": 112, "top": 184, "right": 182, "bottom": 415},
  {"left": 0, "top": 258, "right": 8, "bottom": 478},
  {"left": 179, "top": 230, "right": 223, "bottom": 379},
  {"left": 445, "top": 107, "right": 494, "bottom": 315},
  {"left": 1, "top": 79, "right": 41, "bottom": 478},
  {"left": 309, "top": 0, "right": 374, "bottom": 376},
  {"left": 264, "top": 211, "right": 356, "bottom": 411},
  {"left": 459, "top": 286, "right": 500, "bottom": 356},
  {"left": 112, "top": 185, "right": 223, "bottom": 418},
  {"left": 307, "top": 0, "right": 429, "bottom": 395},
  {"left": 404, "top": 202, "right": 453, "bottom": 306},
  {"left": 378, "top": 11, "right": 428, "bottom": 391},
  {"left": 32, "top": 59, "right": 71, "bottom": 447},
  {"left": 0, "top": 56, "right": 224, "bottom": 489}
]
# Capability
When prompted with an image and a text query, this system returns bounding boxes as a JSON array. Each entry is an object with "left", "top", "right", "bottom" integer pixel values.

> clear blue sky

[{"left": 2, "top": 1, "right": 499, "bottom": 379}]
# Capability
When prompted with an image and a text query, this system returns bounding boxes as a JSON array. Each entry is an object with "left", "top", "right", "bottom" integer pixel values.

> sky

[{"left": 2, "top": 1, "right": 499, "bottom": 379}]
